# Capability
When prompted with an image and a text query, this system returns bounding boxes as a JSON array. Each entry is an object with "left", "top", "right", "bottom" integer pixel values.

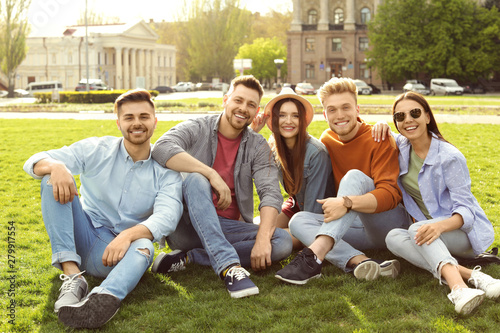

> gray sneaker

[
  {"left": 353, "top": 259, "right": 400, "bottom": 281},
  {"left": 54, "top": 271, "right": 88, "bottom": 313}
]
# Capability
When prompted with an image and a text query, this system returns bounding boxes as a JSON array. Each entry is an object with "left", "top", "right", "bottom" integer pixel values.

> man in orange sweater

[{"left": 276, "top": 77, "right": 412, "bottom": 285}]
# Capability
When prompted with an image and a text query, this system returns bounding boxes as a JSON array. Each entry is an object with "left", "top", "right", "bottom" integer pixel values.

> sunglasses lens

[
  {"left": 410, "top": 108, "right": 422, "bottom": 118},
  {"left": 394, "top": 112, "right": 405, "bottom": 122}
]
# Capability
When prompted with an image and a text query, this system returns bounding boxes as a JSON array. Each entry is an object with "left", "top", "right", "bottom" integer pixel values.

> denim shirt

[
  {"left": 152, "top": 113, "right": 283, "bottom": 223},
  {"left": 396, "top": 133, "right": 494, "bottom": 254},
  {"left": 277, "top": 136, "right": 332, "bottom": 214},
  {"left": 23, "top": 136, "right": 183, "bottom": 246}
]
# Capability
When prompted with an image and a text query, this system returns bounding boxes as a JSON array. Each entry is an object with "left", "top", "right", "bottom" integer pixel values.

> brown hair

[
  {"left": 227, "top": 75, "right": 264, "bottom": 100},
  {"left": 392, "top": 91, "right": 449, "bottom": 143},
  {"left": 114, "top": 89, "right": 155, "bottom": 115},
  {"left": 269, "top": 98, "right": 308, "bottom": 196}
]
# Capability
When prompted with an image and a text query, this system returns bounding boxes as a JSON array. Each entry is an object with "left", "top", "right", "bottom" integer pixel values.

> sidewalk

[{"left": 1, "top": 111, "right": 499, "bottom": 124}]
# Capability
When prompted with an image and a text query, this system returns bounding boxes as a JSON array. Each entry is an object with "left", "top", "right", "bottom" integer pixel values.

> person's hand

[
  {"left": 102, "top": 233, "right": 132, "bottom": 267},
  {"left": 49, "top": 163, "right": 78, "bottom": 204},
  {"left": 250, "top": 239, "right": 272, "bottom": 271},
  {"left": 371, "top": 121, "right": 391, "bottom": 142},
  {"left": 208, "top": 172, "right": 232, "bottom": 210},
  {"left": 250, "top": 113, "right": 269, "bottom": 133},
  {"left": 415, "top": 223, "right": 443, "bottom": 246},
  {"left": 317, "top": 197, "right": 347, "bottom": 222}
]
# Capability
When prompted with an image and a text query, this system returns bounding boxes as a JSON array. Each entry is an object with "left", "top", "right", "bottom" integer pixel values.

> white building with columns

[{"left": 16, "top": 20, "right": 175, "bottom": 91}]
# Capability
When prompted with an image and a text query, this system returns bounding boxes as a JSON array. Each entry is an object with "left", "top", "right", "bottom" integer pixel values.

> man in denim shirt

[
  {"left": 23, "top": 89, "right": 183, "bottom": 329},
  {"left": 151, "top": 75, "right": 292, "bottom": 298}
]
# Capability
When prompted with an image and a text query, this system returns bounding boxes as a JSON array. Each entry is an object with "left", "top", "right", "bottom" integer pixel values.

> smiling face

[
  {"left": 393, "top": 99, "right": 430, "bottom": 143},
  {"left": 221, "top": 84, "right": 261, "bottom": 137},
  {"left": 116, "top": 101, "right": 157, "bottom": 148},
  {"left": 278, "top": 101, "right": 301, "bottom": 147},
  {"left": 323, "top": 91, "right": 360, "bottom": 141}
]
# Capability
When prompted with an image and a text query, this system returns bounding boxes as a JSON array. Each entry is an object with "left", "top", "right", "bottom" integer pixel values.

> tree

[
  {"left": 76, "top": 8, "right": 120, "bottom": 25},
  {"left": 0, "top": 0, "right": 30, "bottom": 97},
  {"left": 236, "top": 37, "right": 287, "bottom": 87},
  {"left": 184, "top": 0, "right": 253, "bottom": 82},
  {"left": 248, "top": 10, "right": 292, "bottom": 45},
  {"left": 367, "top": 0, "right": 500, "bottom": 84}
]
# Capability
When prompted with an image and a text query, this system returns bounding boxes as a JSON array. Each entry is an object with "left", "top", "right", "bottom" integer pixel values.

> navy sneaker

[
  {"left": 151, "top": 249, "right": 187, "bottom": 274},
  {"left": 224, "top": 266, "right": 259, "bottom": 298},
  {"left": 58, "top": 293, "right": 121, "bottom": 329},
  {"left": 353, "top": 258, "right": 400, "bottom": 280},
  {"left": 275, "top": 248, "right": 322, "bottom": 285}
]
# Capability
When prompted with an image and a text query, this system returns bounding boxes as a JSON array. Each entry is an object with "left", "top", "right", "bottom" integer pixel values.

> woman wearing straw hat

[{"left": 252, "top": 87, "right": 332, "bottom": 248}]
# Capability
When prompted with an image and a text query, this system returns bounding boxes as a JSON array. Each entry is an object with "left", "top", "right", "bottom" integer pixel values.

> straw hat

[{"left": 263, "top": 87, "right": 314, "bottom": 131}]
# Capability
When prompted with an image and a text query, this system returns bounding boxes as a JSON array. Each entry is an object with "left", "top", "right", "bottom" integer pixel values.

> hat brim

[{"left": 263, "top": 93, "right": 314, "bottom": 131}]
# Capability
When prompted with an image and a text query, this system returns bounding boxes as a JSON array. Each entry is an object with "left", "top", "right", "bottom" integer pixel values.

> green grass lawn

[{"left": 1, "top": 118, "right": 500, "bottom": 332}]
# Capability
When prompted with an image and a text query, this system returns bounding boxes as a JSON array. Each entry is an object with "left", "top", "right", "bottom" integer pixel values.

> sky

[{"left": 28, "top": 0, "right": 292, "bottom": 36}]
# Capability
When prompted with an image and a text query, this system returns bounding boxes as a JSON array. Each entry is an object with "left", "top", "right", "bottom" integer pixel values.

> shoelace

[
  {"left": 59, "top": 271, "right": 86, "bottom": 293},
  {"left": 170, "top": 260, "right": 185, "bottom": 272},
  {"left": 470, "top": 266, "right": 494, "bottom": 288},
  {"left": 227, "top": 267, "right": 250, "bottom": 281},
  {"left": 289, "top": 251, "right": 310, "bottom": 268}
]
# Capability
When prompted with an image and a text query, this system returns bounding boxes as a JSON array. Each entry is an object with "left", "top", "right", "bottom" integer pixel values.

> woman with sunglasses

[
  {"left": 376, "top": 91, "right": 499, "bottom": 315},
  {"left": 251, "top": 87, "right": 332, "bottom": 249}
]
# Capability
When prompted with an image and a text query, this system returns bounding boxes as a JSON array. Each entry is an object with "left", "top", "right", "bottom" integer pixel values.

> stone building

[
  {"left": 287, "top": 0, "right": 382, "bottom": 88},
  {"left": 15, "top": 20, "right": 175, "bottom": 91}
]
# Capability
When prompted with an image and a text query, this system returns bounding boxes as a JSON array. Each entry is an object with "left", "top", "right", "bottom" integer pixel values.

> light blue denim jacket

[
  {"left": 276, "top": 136, "right": 333, "bottom": 214},
  {"left": 23, "top": 136, "right": 184, "bottom": 246},
  {"left": 152, "top": 114, "right": 283, "bottom": 223},
  {"left": 396, "top": 133, "right": 494, "bottom": 254}
]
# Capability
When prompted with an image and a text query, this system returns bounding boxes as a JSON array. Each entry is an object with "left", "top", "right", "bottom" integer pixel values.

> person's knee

[
  {"left": 132, "top": 239, "right": 154, "bottom": 260},
  {"left": 385, "top": 228, "right": 407, "bottom": 252},
  {"left": 272, "top": 228, "right": 292, "bottom": 261},
  {"left": 407, "top": 223, "right": 420, "bottom": 237}
]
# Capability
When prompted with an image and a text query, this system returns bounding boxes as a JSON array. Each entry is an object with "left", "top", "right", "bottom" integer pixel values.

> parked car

[
  {"left": 430, "top": 78, "right": 464, "bottom": 95},
  {"left": 368, "top": 84, "right": 381, "bottom": 94},
  {"left": 353, "top": 79, "right": 373, "bottom": 95},
  {"left": 14, "top": 89, "right": 30, "bottom": 97},
  {"left": 195, "top": 82, "right": 212, "bottom": 91},
  {"left": 462, "top": 83, "right": 485, "bottom": 94},
  {"left": 211, "top": 82, "right": 227, "bottom": 91},
  {"left": 295, "top": 82, "right": 315, "bottom": 95},
  {"left": 75, "top": 79, "right": 110, "bottom": 91},
  {"left": 403, "top": 82, "right": 431, "bottom": 95},
  {"left": 172, "top": 82, "right": 194, "bottom": 92},
  {"left": 0, "top": 90, "right": 7, "bottom": 98},
  {"left": 153, "top": 86, "right": 173, "bottom": 93}
]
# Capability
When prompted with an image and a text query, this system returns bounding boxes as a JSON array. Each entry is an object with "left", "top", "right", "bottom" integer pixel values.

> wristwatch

[{"left": 343, "top": 196, "right": 353, "bottom": 213}]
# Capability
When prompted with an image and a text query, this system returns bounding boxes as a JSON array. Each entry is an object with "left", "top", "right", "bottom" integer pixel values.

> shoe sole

[
  {"left": 354, "top": 261, "right": 381, "bottom": 281},
  {"left": 275, "top": 273, "right": 322, "bottom": 285},
  {"left": 58, "top": 293, "right": 120, "bottom": 329},
  {"left": 228, "top": 286, "right": 260, "bottom": 298},
  {"left": 151, "top": 252, "right": 167, "bottom": 273},
  {"left": 456, "top": 293, "right": 484, "bottom": 315},
  {"left": 380, "top": 260, "right": 400, "bottom": 278}
]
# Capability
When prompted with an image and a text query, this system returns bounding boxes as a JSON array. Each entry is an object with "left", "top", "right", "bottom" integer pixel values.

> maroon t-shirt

[{"left": 212, "top": 131, "right": 242, "bottom": 220}]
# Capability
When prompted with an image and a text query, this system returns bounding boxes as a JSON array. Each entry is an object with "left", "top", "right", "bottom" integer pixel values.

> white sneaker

[
  {"left": 447, "top": 287, "right": 485, "bottom": 315},
  {"left": 468, "top": 266, "right": 500, "bottom": 299}
]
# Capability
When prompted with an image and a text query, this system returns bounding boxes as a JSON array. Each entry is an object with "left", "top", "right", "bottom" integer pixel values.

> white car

[
  {"left": 172, "top": 82, "right": 194, "bottom": 92},
  {"left": 353, "top": 80, "right": 372, "bottom": 95},
  {"left": 430, "top": 78, "right": 464, "bottom": 95}
]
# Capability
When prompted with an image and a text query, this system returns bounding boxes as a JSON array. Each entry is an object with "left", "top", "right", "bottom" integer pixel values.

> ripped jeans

[{"left": 40, "top": 175, "right": 154, "bottom": 300}]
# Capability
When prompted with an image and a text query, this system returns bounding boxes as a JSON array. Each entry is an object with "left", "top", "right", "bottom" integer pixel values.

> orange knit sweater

[{"left": 320, "top": 120, "right": 402, "bottom": 213}]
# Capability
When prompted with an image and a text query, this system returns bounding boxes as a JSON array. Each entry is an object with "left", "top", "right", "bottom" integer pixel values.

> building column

[
  {"left": 150, "top": 49, "right": 156, "bottom": 88},
  {"left": 130, "top": 49, "right": 137, "bottom": 88},
  {"left": 123, "top": 48, "right": 130, "bottom": 89},
  {"left": 318, "top": 0, "right": 329, "bottom": 30},
  {"left": 345, "top": 0, "right": 356, "bottom": 30},
  {"left": 115, "top": 47, "right": 122, "bottom": 90},
  {"left": 290, "top": 0, "right": 302, "bottom": 31}
]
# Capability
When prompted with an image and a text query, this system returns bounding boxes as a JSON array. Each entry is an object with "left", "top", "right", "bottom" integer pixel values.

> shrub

[{"left": 35, "top": 90, "right": 159, "bottom": 104}]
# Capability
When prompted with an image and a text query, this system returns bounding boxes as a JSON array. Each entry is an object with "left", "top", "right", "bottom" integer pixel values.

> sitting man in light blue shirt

[{"left": 23, "top": 89, "right": 183, "bottom": 329}]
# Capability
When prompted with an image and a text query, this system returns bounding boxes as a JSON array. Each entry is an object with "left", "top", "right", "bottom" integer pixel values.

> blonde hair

[{"left": 317, "top": 77, "right": 358, "bottom": 105}]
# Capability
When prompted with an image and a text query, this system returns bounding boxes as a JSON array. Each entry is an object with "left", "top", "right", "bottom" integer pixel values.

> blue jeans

[
  {"left": 386, "top": 218, "right": 475, "bottom": 282},
  {"left": 40, "top": 175, "right": 154, "bottom": 300},
  {"left": 166, "top": 173, "right": 292, "bottom": 276},
  {"left": 289, "top": 170, "right": 412, "bottom": 272}
]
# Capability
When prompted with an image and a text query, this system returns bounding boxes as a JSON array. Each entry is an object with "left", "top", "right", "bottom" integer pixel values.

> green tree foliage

[
  {"left": 367, "top": 0, "right": 500, "bottom": 84},
  {"left": 248, "top": 10, "right": 292, "bottom": 45},
  {"left": 236, "top": 37, "right": 287, "bottom": 86},
  {"left": 0, "top": 0, "right": 30, "bottom": 97}
]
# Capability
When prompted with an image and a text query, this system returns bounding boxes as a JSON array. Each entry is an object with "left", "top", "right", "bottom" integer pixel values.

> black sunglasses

[{"left": 393, "top": 108, "right": 422, "bottom": 122}]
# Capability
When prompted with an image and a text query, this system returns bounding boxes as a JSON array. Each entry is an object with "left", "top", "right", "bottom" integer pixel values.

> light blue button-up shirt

[
  {"left": 23, "top": 136, "right": 183, "bottom": 246},
  {"left": 396, "top": 133, "right": 494, "bottom": 254}
]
